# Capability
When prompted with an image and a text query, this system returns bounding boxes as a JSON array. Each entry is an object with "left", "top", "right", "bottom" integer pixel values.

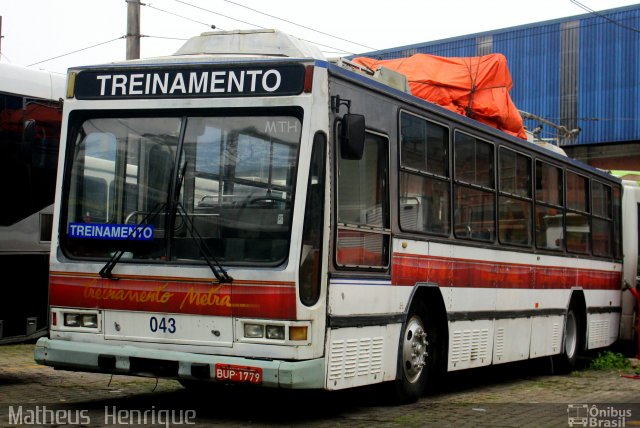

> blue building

[{"left": 359, "top": 5, "right": 640, "bottom": 170}]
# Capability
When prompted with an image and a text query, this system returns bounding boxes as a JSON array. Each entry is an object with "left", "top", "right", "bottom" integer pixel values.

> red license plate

[{"left": 215, "top": 364, "right": 262, "bottom": 384}]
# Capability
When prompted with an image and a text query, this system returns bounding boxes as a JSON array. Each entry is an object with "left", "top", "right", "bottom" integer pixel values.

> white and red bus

[
  {"left": 35, "top": 29, "right": 633, "bottom": 402},
  {"left": 0, "top": 63, "right": 64, "bottom": 343}
]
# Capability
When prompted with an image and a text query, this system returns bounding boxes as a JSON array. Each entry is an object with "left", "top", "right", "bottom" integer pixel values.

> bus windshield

[{"left": 62, "top": 113, "right": 301, "bottom": 266}]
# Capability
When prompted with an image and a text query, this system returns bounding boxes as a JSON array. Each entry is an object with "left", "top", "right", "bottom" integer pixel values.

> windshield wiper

[
  {"left": 98, "top": 202, "right": 166, "bottom": 279},
  {"left": 175, "top": 202, "right": 233, "bottom": 284},
  {"left": 169, "top": 158, "right": 232, "bottom": 283}
]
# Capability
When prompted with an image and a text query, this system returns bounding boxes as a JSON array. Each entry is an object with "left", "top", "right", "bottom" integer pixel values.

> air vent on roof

[{"left": 175, "top": 29, "right": 325, "bottom": 60}]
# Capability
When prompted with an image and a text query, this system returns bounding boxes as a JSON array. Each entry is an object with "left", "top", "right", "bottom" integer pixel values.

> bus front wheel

[{"left": 394, "top": 300, "right": 433, "bottom": 403}]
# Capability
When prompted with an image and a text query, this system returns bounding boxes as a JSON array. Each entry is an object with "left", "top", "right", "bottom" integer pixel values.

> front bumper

[{"left": 34, "top": 338, "right": 324, "bottom": 389}]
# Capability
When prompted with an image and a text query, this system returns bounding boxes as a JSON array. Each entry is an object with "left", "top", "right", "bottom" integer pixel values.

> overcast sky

[{"left": 1, "top": 0, "right": 638, "bottom": 74}]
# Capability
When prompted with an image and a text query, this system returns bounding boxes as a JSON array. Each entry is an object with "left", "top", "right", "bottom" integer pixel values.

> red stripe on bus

[
  {"left": 49, "top": 274, "right": 297, "bottom": 319},
  {"left": 392, "top": 253, "right": 621, "bottom": 290}
]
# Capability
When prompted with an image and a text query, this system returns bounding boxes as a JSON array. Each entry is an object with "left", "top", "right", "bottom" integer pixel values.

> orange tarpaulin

[{"left": 352, "top": 54, "right": 527, "bottom": 140}]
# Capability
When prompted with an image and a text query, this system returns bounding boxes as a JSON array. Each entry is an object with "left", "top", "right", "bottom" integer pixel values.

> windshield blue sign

[{"left": 68, "top": 223, "right": 154, "bottom": 241}]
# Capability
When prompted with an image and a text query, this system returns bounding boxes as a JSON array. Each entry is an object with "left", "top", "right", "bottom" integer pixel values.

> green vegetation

[{"left": 589, "top": 351, "right": 631, "bottom": 371}]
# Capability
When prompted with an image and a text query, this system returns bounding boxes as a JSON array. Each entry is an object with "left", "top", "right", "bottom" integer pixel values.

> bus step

[
  {"left": 190, "top": 363, "right": 211, "bottom": 379},
  {"left": 98, "top": 355, "right": 116, "bottom": 370},
  {"left": 130, "top": 357, "right": 178, "bottom": 377}
]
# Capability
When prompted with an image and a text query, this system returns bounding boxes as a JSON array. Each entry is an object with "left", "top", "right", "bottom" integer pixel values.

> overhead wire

[
  {"left": 27, "top": 36, "right": 126, "bottom": 67},
  {"left": 175, "top": 0, "right": 266, "bottom": 29},
  {"left": 89, "top": 2, "right": 637, "bottom": 59},
  {"left": 143, "top": 35, "right": 190, "bottom": 41},
  {"left": 23, "top": 1, "right": 353, "bottom": 68},
  {"left": 568, "top": 0, "right": 640, "bottom": 33},
  {"left": 220, "top": 0, "right": 378, "bottom": 51},
  {"left": 301, "top": 43, "right": 354, "bottom": 56},
  {"left": 23, "top": 1, "right": 216, "bottom": 68},
  {"left": 142, "top": 2, "right": 218, "bottom": 29},
  {"left": 174, "top": 0, "right": 355, "bottom": 55},
  {"left": 22, "top": 2, "right": 640, "bottom": 70}
]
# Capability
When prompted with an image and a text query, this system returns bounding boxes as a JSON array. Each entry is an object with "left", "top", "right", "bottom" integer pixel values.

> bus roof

[{"left": 326, "top": 61, "right": 622, "bottom": 185}]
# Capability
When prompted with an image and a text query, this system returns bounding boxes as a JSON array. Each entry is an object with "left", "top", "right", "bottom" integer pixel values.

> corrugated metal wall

[
  {"left": 358, "top": 5, "right": 640, "bottom": 146},
  {"left": 578, "top": 7, "right": 640, "bottom": 144}
]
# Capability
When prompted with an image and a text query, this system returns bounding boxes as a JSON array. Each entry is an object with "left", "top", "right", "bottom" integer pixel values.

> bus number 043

[{"left": 149, "top": 316, "right": 176, "bottom": 334}]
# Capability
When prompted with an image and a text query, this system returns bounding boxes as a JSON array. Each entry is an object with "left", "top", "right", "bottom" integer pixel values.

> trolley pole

[{"left": 126, "top": 0, "right": 140, "bottom": 60}]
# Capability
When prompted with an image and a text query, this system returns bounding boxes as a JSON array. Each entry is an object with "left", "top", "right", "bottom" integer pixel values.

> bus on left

[{"left": 0, "top": 63, "right": 65, "bottom": 344}]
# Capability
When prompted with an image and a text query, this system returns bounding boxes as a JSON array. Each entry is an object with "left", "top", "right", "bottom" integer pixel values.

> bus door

[
  {"left": 335, "top": 131, "right": 390, "bottom": 271},
  {"left": 327, "top": 122, "right": 392, "bottom": 389}
]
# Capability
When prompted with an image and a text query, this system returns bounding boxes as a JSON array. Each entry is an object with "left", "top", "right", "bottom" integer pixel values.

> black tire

[
  {"left": 393, "top": 300, "right": 435, "bottom": 403},
  {"left": 552, "top": 301, "right": 581, "bottom": 374}
]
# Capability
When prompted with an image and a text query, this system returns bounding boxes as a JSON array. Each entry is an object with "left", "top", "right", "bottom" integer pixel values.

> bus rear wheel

[
  {"left": 394, "top": 300, "right": 433, "bottom": 403},
  {"left": 552, "top": 302, "right": 581, "bottom": 373}
]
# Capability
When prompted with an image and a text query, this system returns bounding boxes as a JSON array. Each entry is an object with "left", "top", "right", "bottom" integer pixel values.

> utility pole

[
  {"left": 126, "top": 0, "right": 140, "bottom": 60},
  {"left": 0, "top": 16, "right": 3, "bottom": 60}
]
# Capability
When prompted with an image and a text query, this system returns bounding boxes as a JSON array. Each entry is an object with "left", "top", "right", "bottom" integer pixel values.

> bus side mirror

[
  {"left": 23, "top": 119, "right": 37, "bottom": 144},
  {"left": 340, "top": 114, "right": 365, "bottom": 160},
  {"left": 21, "top": 119, "right": 37, "bottom": 161}
]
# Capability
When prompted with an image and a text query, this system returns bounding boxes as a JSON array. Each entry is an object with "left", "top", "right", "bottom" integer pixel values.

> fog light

[
  {"left": 266, "top": 325, "right": 285, "bottom": 340},
  {"left": 289, "top": 326, "right": 308, "bottom": 341},
  {"left": 244, "top": 323, "right": 264, "bottom": 338},
  {"left": 81, "top": 314, "right": 98, "bottom": 328},
  {"left": 64, "top": 313, "right": 80, "bottom": 327}
]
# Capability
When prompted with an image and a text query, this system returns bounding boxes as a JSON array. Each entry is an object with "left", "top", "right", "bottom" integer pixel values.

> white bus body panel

[
  {"left": 620, "top": 181, "right": 640, "bottom": 340},
  {"left": 0, "top": 204, "right": 53, "bottom": 254},
  {"left": 325, "top": 324, "right": 400, "bottom": 390},
  {"left": 0, "top": 63, "right": 65, "bottom": 100},
  {"left": 327, "top": 235, "right": 622, "bottom": 378}
]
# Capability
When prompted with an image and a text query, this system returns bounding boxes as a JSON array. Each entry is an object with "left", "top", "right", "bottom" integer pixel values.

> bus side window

[
  {"left": 535, "top": 160, "right": 563, "bottom": 250},
  {"left": 592, "top": 181, "right": 612, "bottom": 257},
  {"left": 453, "top": 131, "right": 495, "bottom": 242},
  {"left": 565, "top": 171, "right": 589, "bottom": 254},
  {"left": 498, "top": 148, "right": 532, "bottom": 247},
  {"left": 398, "top": 112, "right": 450, "bottom": 236},
  {"left": 299, "top": 132, "right": 326, "bottom": 306}
]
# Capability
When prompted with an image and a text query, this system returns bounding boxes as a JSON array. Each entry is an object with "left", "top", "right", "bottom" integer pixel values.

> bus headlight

[
  {"left": 238, "top": 320, "right": 310, "bottom": 344},
  {"left": 244, "top": 323, "right": 264, "bottom": 338},
  {"left": 81, "top": 314, "right": 98, "bottom": 328},
  {"left": 266, "top": 325, "right": 285, "bottom": 340},
  {"left": 64, "top": 313, "right": 80, "bottom": 327},
  {"left": 61, "top": 311, "right": 99, "bottom": 329}
]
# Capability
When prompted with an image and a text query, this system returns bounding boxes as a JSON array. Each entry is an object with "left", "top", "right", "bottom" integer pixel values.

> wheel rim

[
  {"left": 565, "top": 311, "right": 577, "bottom": 358},
  {"left": 402, "top": 315, "right": 429, "bottom": 384}
]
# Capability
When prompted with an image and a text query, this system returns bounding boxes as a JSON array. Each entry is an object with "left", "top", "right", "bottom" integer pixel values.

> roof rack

[{"left": 332, "top": 58, "right": 411, "bottom": 94}]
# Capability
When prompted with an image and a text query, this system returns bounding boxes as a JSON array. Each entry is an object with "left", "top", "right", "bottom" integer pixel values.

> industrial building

[{"left": 358, "top": 4, "right": 640, "bottom": 170}]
